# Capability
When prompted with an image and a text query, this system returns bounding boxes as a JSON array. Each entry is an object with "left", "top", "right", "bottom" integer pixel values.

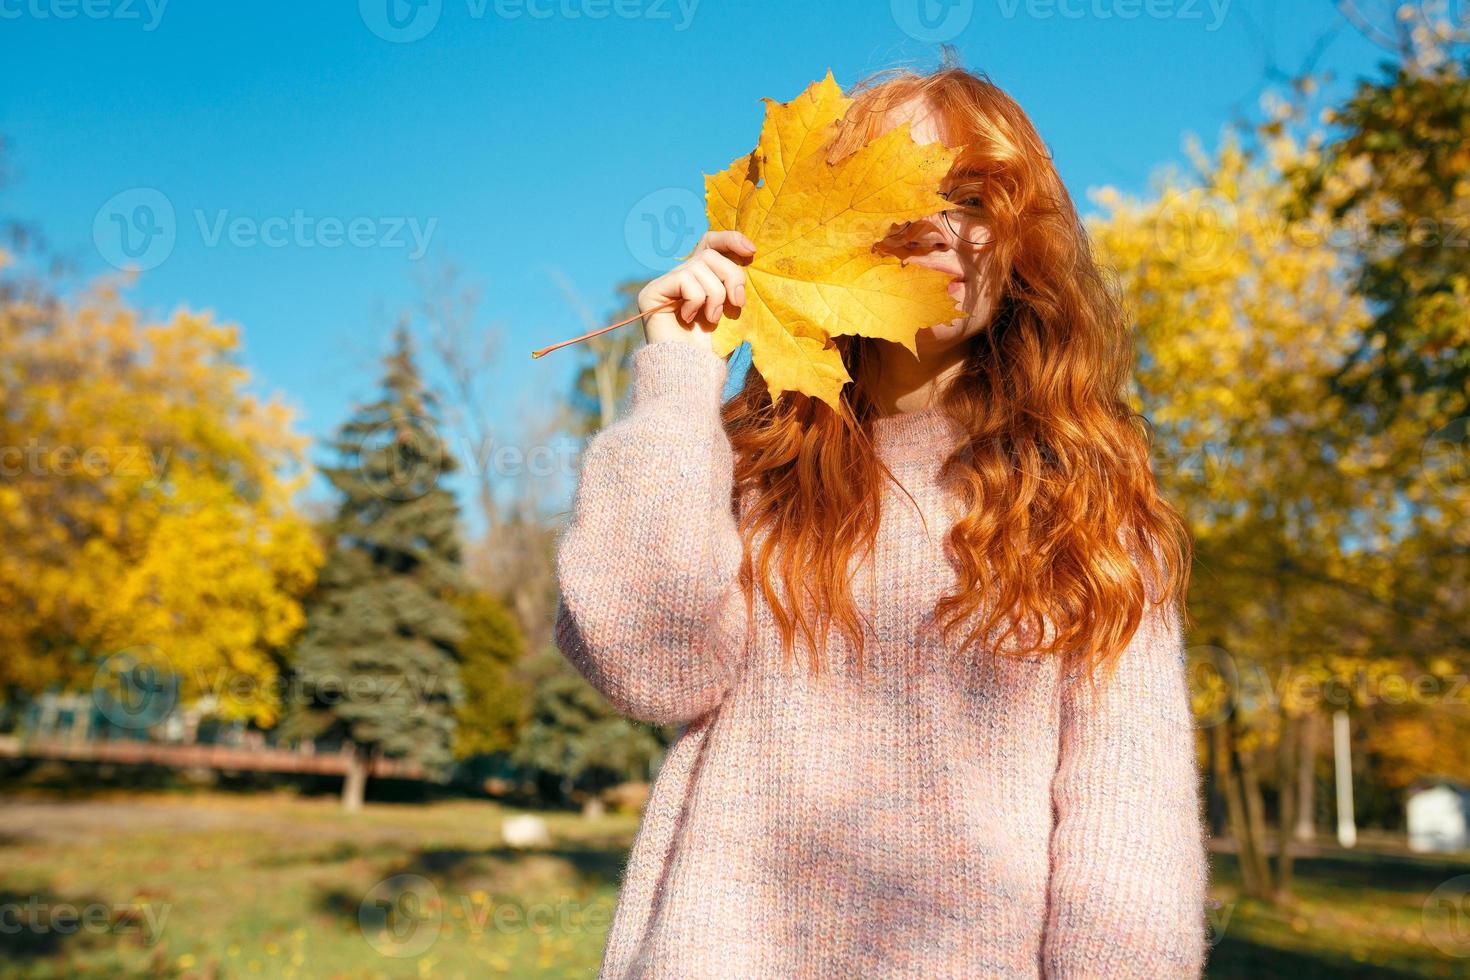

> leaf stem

[{"left": 530, "top": 298, "right": 679, "bottom": 358}]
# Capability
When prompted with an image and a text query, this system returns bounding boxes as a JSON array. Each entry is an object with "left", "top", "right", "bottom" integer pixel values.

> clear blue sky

[{"left": 1, "top": 0, "right": 1388, "bottom": 525}]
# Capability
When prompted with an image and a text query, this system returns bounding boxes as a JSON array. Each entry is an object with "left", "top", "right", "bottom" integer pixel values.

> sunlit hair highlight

[{"left": 718, "top": 52, "right": 1193, "bottom": 690}]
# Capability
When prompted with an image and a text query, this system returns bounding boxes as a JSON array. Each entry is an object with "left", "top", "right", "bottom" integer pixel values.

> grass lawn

[
  {"left": 0, "top": 789, "right": 638, "bottom": 979},
  {"left": 1, "top": 788, "right": 1467, "bottom": 978},
  {"left": 1204, "top": 844, "right": 1470, "bottom": 978}
]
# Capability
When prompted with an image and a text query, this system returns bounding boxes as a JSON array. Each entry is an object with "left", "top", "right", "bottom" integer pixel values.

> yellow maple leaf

[{"left": 702, "top": 70, "right": 962, "bottom": 410}]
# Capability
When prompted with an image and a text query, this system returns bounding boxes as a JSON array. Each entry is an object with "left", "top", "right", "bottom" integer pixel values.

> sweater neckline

[{"left": 869, "top": 404, "right": 967, "bottom": 464}]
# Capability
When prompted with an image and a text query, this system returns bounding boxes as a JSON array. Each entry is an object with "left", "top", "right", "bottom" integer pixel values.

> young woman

[{"left": 555, "top": 59, "right": 1210, "bottom": 979}]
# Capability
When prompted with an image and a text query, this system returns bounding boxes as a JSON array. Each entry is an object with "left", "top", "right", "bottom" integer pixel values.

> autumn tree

[
  {"left": 1088, "top": 100, "right": 1467, "bottom": 899},
  {"left": 285, "top": 324, "right": 465, "bottom": 811},
  {"left": 0, "top": 256, "right": 321, "bottom": 725},
  {"left": 1282, "top": 48, "right": 1470, "bottom": 424}
]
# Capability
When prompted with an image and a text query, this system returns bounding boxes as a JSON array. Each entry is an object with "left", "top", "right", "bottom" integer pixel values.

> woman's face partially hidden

[{"left": 872, "top": 96, "right": 1000, "bottom": 356}]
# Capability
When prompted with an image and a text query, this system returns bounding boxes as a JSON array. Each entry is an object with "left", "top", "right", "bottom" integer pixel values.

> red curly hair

[{"left": 718, "top": 54, "right": 1193, "bottom": 689}]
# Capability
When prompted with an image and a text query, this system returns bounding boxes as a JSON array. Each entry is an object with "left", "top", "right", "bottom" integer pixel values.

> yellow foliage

[
  {"left": 0, "top": 274, "right": 323, "bottom": 725},
  {"left": 1086, "top": 121, "right": 1467, "bottom": 701},
  {"left": 702, "top": 71, "right": 961, "bottom": 409}
]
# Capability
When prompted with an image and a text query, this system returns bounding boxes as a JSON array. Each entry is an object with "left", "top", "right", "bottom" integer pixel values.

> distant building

[{"left": 1406, "top": 778, "right": 1470, "bottom": 853}]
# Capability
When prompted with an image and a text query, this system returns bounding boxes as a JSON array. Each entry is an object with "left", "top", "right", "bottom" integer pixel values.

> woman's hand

[{"left": 637, "top": 230, "right": 755, "bottom": 351}]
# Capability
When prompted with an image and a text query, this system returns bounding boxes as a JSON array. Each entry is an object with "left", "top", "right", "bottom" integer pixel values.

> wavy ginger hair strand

[{"left": 718, "top": 59, "right": 1193, "bottom": 690}]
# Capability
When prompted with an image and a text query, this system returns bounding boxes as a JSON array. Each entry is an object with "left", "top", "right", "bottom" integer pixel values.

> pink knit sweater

[{"left": 553, "top": 340, "right": 1211, "bottom": 979}]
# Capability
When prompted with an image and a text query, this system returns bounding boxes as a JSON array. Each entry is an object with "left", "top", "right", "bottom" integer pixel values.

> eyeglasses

[{"left": 891, "top": 181, "right": 994, "bottom": 246}]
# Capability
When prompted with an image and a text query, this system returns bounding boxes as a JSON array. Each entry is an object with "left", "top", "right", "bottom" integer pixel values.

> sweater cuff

[{"left": 631, "top": 340, "right": 730, "bottom": 411}]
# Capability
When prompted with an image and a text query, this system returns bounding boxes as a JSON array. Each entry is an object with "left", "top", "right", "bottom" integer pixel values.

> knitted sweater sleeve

[
  {"left": 552, "top": 340, "right": 751, "bottom": 726},
  {"left": 1041, "top": 590, "right": 1211, "bottom": 978}
]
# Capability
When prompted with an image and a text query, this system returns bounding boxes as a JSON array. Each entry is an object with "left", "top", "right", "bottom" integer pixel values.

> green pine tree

[{"left": 286, "top": 323, "right": 466, "bottom": 811}]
